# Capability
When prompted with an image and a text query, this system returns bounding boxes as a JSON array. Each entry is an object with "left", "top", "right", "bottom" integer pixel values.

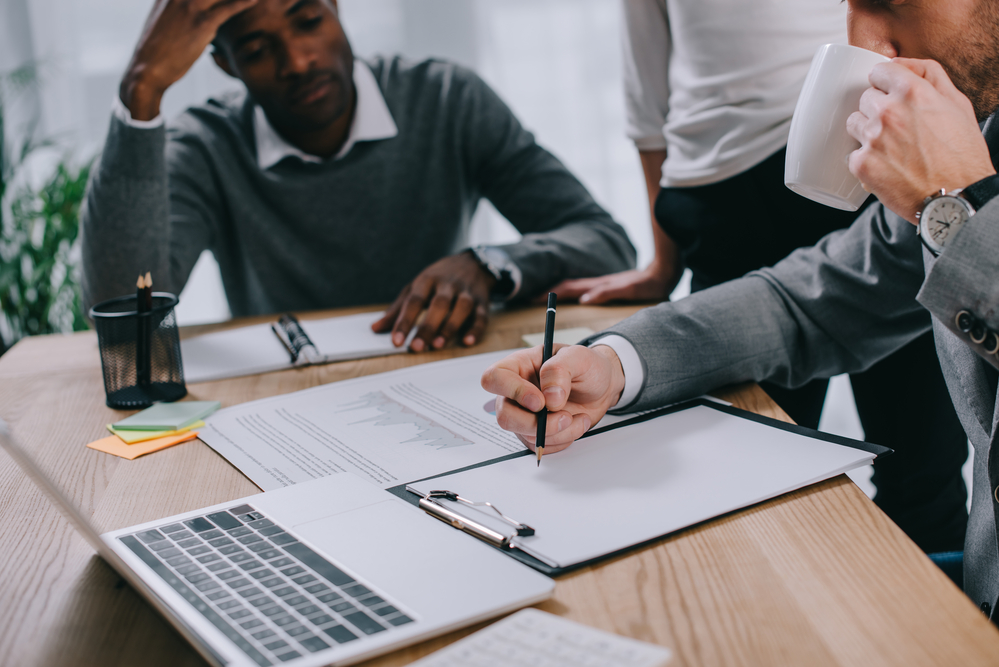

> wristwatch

[
  {"left": 916, "top": 174, "right": 999, "bottom": 256},
  {"left": 467, "top": 246, "right": 517, "bottom": 300}
]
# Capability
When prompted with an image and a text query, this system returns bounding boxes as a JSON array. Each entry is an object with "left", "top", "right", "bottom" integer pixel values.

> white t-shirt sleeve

[
  {"left": 588, "top": 334, "right": 644, "bottom": 410},
  {"left": 112, "top": 95, "right": 165, "bottom": 129},
  {"left": 621, "top": 0, "right": 671, "bottom": 151}
]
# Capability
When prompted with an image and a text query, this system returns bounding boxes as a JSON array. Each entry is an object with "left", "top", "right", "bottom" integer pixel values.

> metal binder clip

[
  {"left": 418, "top": 489, "right": 535, "bottom": 549},
  {"left": 273, "top": 314, "right": 320, "bottom": 364}
]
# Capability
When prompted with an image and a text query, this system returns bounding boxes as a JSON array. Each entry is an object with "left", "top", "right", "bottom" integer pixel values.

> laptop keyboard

[{"left": 119, "top": 503, "right": 414, "bottom": 666}]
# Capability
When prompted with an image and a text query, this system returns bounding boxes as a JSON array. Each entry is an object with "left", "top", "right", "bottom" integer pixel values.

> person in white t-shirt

[{"left": 552, "top": 0, "right": 969, "bottom": 555}]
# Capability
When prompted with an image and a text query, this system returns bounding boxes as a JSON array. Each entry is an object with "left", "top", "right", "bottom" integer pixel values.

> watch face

[{"left": 921, "top": 196, "right": 970, "bottom": 254}]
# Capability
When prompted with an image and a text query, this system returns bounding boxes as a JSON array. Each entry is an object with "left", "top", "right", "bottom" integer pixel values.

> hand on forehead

[{"left": 216, "top": 0, "right": 338, "bottom": 47}]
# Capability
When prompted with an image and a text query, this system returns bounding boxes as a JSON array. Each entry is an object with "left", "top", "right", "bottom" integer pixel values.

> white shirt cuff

[
  {"left": 632, "top": 134, "right": 669, "bottom": 151},
  {"left": 112, "top": 95, "right": 165, "bottom": 129},
  {"left": 588, "top": 334, "right": 644, "bottom": 410},
  {"left": 471, "top": 245, "right": 523, "bottom": 301},
  {"left": 488, "top": 246, "right": 523, "bottom": 300}
]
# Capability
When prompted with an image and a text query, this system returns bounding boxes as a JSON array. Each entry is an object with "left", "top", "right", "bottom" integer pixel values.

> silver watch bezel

[{"left": 917, "top": 188, "right": 974, "bottom": 256}]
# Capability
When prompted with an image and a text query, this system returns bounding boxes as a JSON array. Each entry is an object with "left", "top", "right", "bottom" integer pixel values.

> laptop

[{"left": 0, "top": 420, "right": 554, "bottom": 666}]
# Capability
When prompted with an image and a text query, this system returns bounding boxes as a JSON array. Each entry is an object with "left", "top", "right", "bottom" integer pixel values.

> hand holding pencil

[
  {"left": 535, "top": 293, "right": 558, "bottom": 465},
  {"left": 481, "top": 303, "right": 627, "bottom": 456}
]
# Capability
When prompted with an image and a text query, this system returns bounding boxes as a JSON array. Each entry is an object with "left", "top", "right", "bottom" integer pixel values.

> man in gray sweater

[{"left": 81, "top": 0, "right": 635, "bottom": 352}]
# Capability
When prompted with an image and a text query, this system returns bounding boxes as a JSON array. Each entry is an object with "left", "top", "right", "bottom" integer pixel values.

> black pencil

[
  {"left": 136, "top": 273, "right": 152, "bottom": 387},
  {"left": 536, "top": 292, "right": 557, "bottom": 466}
]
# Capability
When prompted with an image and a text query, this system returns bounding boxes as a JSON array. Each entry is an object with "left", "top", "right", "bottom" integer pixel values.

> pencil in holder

[{"left": 90, "top": 293, "right": 187, "bottom": 409}]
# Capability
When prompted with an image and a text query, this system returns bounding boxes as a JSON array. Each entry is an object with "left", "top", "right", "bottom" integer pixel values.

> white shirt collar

[{"left": 254, "top": 60, "right": 398, "bottom": 170}]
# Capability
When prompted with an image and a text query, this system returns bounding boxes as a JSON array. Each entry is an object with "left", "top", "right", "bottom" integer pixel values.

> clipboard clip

[
  {"left": 270, "top": 314, "right": 319, "bottom": 364},
  {"left": 418, "top": 489, "right": 535, "bottom": 550}
]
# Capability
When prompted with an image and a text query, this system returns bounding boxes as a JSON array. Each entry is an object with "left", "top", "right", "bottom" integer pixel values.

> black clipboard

[{"left": 386, "top": 398, "right": 892, "bottom": 577}]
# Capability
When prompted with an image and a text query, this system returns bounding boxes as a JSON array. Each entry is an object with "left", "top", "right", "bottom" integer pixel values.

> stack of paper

[{"left": 87, "top": 401, "right": 221, "bottom": 460}]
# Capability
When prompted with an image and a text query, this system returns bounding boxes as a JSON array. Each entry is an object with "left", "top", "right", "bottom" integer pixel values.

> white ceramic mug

[{"left": 784, "top": 43, "right": 891, "bottom": 211}]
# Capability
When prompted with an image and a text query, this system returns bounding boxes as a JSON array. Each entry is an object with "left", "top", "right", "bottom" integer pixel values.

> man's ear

[{"left": 212, "top": 48, "right": 236, "bottom": 78}]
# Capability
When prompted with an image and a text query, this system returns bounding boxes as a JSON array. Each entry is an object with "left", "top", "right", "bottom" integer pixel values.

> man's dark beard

[
  {"left": 947, "top": 54, "right": 999, "bottom": 122},
  {"left": 938, "top": 5, "right": 999, "bottom": 121}
]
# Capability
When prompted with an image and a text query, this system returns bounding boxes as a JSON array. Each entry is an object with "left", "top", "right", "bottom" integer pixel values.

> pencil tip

[
  {"left": 145, "top": 271, "right": 152, "bottom": 287},
  {"left": 137, "top": 275, "right": 144, "bottom": 288}
]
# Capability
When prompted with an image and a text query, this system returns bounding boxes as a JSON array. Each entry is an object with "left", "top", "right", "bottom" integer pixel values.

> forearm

[
  {"left": 595, "top": 207, "right": 932, "bottom": 411},
  {"left": 461, "top": 67, "right": 637, "bottom": 297},
  {"left": 120, "top": 75, "right": 167, "bottom": 123},
  {"left": 638, "top": 148, "right": 680, "bottom": 274},
  {"left": 80, "top": 116, "right": 172, "bottom": 312},
  {"left": 485, "top": 149, "right": 637, "bottom": 296},
  {"left": 500, "top": 217, "right": 637, "bottom": 298}
]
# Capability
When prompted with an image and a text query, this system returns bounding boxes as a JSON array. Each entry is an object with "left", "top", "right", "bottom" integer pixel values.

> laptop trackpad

[{"left": 292, "top": 499, "right": 539, "bottom": 620}]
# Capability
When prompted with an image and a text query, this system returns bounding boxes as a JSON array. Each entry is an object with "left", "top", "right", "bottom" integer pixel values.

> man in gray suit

[{"left": 483, "top": 0, "right": 999, "bottom": 617}]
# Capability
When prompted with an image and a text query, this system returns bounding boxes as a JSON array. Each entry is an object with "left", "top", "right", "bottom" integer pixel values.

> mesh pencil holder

[{"left": 90, "top": 292, "right": 187, "bottom": 409}]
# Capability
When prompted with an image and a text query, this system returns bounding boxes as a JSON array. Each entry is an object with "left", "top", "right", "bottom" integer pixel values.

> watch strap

[
  {"left": 918, "top": 228, "right": 941, "bottom": 257},
  {"left": 961, "top": 174, "right": 999, "bottom": 210}
]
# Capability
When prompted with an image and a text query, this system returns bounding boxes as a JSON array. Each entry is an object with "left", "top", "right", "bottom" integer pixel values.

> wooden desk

[{"left": 1, "top": 304, "right": 997, "bottom": 666}]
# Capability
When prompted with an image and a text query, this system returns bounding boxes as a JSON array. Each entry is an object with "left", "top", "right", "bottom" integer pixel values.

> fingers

[
  {"left": 518, "top": 412, "right": 593, "bottom": 454},
  {"left": 483, "top": 343, "right": 576, "bottom": 415},
  {"left": 545, "top": 277, "right": 604, "bottom": 301},
  {"left": 868, "top": 59, "right": 966, "bottom": 110},
  {"left": 868, "top": 60, "right": 922, "bottom": 95},
  {"left": 846, "top": 110, "right": 868, "bottom": 145},
  {"left": 372, "top": 286, "right": 409, "bottom": 338},
  {"left": 482, "top": 348, "right": 545, "bottom": 407},
  {"left": 390, "top": 282, "right": 431, "bottom": 349},
  {"left": 886, "top": 58, "right": 961, "bottom": 98},
  {"left": 485, "top": 345, "right": 606, "bottom": 454},
  {"left": 857, "top": 85, "right": 887, "bottom": 125},
  {"left": 412, "top": 288, "right": 456, "bottom": 352},
  {"left": 495, "top": 397, "right": 563, "bottom": 439},
  {"left": 538, "top": 359, "right": 573, "bottom": 412},
  {"left": 579, "top": 282, "right": 632, "bottom": 304},
  {"left": 204, "top": 0, "right": 258, "bottom": 29},
  {"left": 495, "top": 398, "right": 591, "bottom": 451},
  {"left": 461, "top": 302, "right": 489, "bottom": 347},
  {"left": 433, "top": 292, "right": 475, "bottom": 349},
  {"left": 413, "top": 288, "right": 484, "bottom": 351}
]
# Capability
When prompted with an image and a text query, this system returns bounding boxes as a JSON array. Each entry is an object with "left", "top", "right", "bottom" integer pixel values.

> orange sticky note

[{"left": 86, "top": 431, "right": 199, "bottom": 460}]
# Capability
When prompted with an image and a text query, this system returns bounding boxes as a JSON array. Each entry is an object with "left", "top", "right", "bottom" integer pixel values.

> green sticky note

[
  {"left": 113, "top": 401, "right": 221, "bottom": 431},
  {"left": 107, "top": 421, "right": 205, "bottom": 443}
]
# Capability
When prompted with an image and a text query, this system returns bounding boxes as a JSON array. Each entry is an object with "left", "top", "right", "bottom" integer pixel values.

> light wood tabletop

[{"left": 1, "top": 303, "right": 997, "bottom": 666}]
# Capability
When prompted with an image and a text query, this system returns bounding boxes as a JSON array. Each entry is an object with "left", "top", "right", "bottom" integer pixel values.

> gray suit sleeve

[
  {"left": 918, "top": 197, "right": 999, "bottom": 369},
  {"left": 80, "top": 115, "right": 218, "bottom": 312},
  {"left": 456, "top": 69, "right": 637, "bottom": 299},
  {"left": 597, "top": 204, "right": 932, "bottom": 411}
]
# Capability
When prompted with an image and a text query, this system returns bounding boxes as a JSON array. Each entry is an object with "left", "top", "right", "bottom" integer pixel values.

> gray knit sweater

[{"left": 80, "top": 56, "right": 636, "bottom": 317}]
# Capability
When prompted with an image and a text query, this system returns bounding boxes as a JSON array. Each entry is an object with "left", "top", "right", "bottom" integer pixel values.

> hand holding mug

[{"left": 845, "top": 58, "right": 995, "bottom": 224}]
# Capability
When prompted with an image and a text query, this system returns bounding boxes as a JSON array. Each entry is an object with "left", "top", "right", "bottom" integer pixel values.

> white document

[
  {"left": 408, "top": 608, "right": 672, "bottom": 667},
  {"left": 200, "top": 350, "right": 527, "bottom": 491},
  {"left": 408, "top": 404, "right": 875, "bottom": 569},
  {"left": 181, "top": 311, "right": 409, "bottom": 383}
]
